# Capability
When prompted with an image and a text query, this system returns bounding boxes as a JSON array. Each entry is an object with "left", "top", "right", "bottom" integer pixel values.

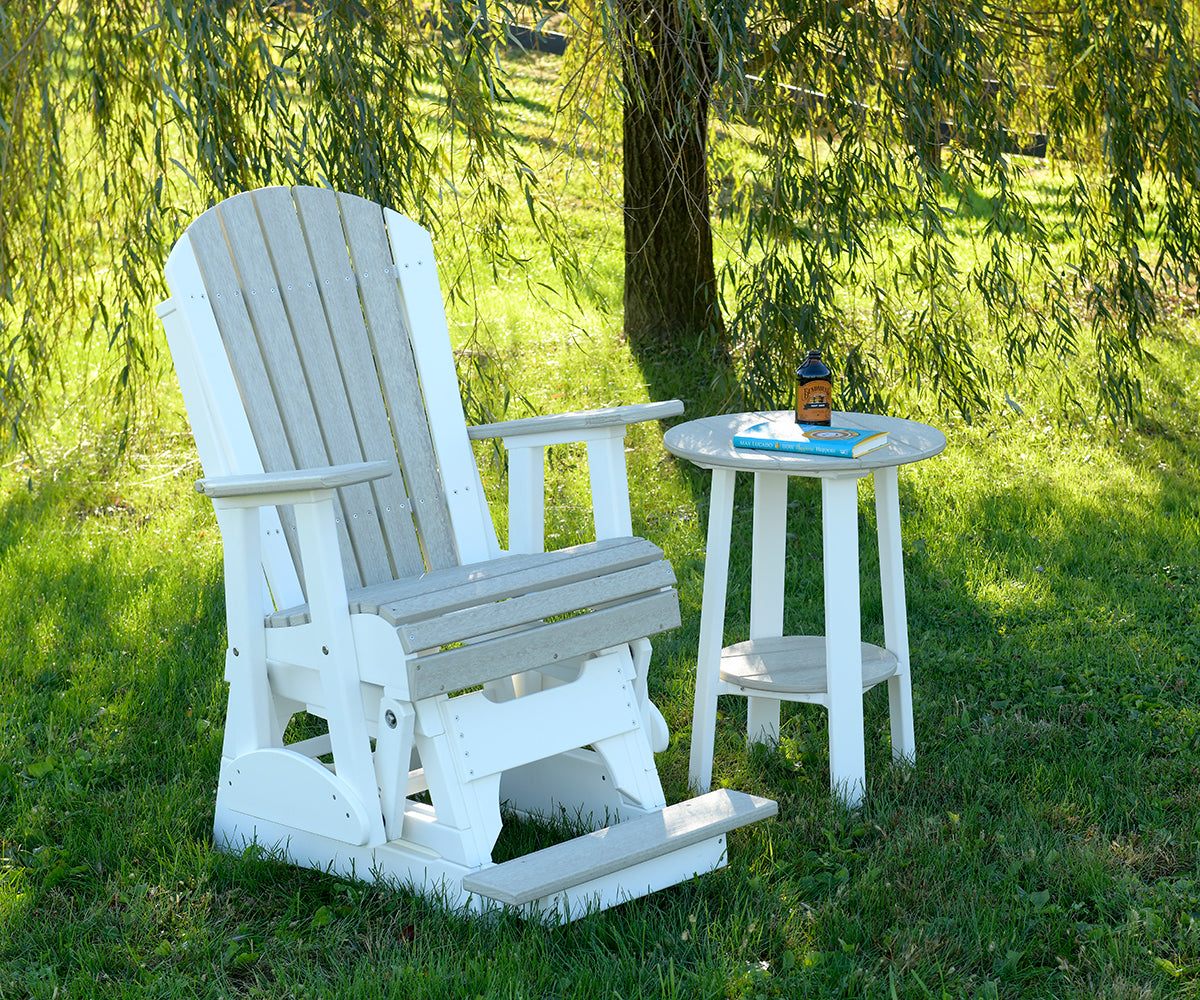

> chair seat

[{"left": 267, "top": 537, "right": 682, "bottom": 698}]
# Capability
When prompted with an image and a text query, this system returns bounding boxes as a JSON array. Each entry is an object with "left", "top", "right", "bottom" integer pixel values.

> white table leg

[
  {"left": 874, "top": 465, "right": 915, "bottom": 764},
  {"left": 689, "top": 466, "right": 736, "bottom": 794},
  {"left": 821, "top": 474, "right": 866, "bottom": 806},
  {"left": 747, "top": 471, "right": 788, "bottom": 744}
]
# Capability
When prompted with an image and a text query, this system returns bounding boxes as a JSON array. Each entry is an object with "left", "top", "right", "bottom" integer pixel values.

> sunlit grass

[{"left": 2, "top": 45, "right": 1200, "bottom": 1000}]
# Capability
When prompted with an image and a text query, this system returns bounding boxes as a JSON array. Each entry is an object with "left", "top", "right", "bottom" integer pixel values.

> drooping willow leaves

[
  {"left": 0, "top": 0, "right": 576, "bottom": 453},
  {"left": 2, "top": 0, "right": 1198, "bottom": 453},
  {"left": 578, "top": 0, "right": 1200, "bottom": 421}
]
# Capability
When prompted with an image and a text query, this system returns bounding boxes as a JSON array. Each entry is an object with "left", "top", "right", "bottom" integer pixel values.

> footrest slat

[{"left": 463, "top": 789, "right": 777, "bottom": 906}]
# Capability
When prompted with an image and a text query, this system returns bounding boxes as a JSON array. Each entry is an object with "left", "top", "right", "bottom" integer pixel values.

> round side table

[{"left": 663, "top": 411, "right": 946, "bottom": 805}]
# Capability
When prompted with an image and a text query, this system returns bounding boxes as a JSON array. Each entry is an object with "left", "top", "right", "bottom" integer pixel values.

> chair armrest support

[
  {"left": 468, "top": 402, "right": 684, "bottom": 554},
  {"left": 196, "top": 460, "right": 393, "bottom": 502}
]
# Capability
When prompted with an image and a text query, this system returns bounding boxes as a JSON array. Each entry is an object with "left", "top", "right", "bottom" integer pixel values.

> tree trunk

[{"left": 620, "top": 0, "right": 725, "bottom": 356}]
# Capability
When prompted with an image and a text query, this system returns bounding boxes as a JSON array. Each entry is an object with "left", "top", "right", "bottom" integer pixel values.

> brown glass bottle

[{"left": 795, "top": 349, "right": 832, "bottom": 425}]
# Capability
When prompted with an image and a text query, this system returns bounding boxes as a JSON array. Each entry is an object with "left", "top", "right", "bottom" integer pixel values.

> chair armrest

[
  {"left": 467, "top": 400, "right": 684, "bottom": 444},
  {"left": 196, "top": 460, "right": 393, "bottom": 501}
]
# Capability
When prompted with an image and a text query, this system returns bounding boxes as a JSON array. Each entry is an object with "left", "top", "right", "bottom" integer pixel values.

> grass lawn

[{"left": 3, "top": 49, "right": 1200, "bottom": 1000}]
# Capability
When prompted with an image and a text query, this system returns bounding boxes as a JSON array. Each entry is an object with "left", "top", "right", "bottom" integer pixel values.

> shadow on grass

[{"left": 4, "top": 340, "right": 1200, "bottom": 994}]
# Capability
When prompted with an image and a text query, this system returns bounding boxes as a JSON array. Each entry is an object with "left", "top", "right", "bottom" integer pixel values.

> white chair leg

[
  {"left": 375, "top": 696, "right": 416, "bottom": 840},
  {"left": 412, "top": 699, "right": 503, "bottom": 868},
  {"left": 590, "top": 727, "right": 666, "bottom": 811}
]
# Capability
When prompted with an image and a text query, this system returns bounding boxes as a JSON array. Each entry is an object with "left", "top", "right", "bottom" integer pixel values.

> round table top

[{"left": 663, "top": 410, "right": 947, "bottom": 475}]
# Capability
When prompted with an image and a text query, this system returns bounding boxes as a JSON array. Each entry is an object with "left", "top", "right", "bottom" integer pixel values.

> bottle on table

[{"left": 795, "top": 350, "right": 832, "bottom": 426}]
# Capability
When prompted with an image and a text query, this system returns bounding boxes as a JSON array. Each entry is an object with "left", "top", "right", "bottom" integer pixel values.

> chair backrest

[{"left": 160, "top": 186, "right": 499, "bottom": 611}]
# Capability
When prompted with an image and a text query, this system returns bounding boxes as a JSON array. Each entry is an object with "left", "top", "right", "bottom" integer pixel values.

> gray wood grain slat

[
  {"left": 399, "top": 561, "right": 676, "bottom": 650},
  {"left": 407, "top": 591, "right": 680, "bottom": 698},
  {"left": 209, "top": 188, "right": 363, "bottom": 588},
  {"left": 291, "top": 186, "right": 427, "bottom": 581},
  {"left": 462, "top": 789, "right": 778, "bottom": 906},
  {"left": 468, "top": 400, "right": 685, "bottom": 440},
  {"left": 196, "top": 460, "right": 393, "bottom": 498},
  {"left": 264, "top": 538, "right": 665, "bottom": 627},
  {"left": 186, "top": 197, "right": 307, "bottom": 587},
  {"left": 719, "top": 636, "right": 899, "bottom": 694},
  {"left": 254, "top": 187, "right": 393, "bottom": 587},
  {"left": 336, "top": 190, "right": 459, "bottom": 570}
]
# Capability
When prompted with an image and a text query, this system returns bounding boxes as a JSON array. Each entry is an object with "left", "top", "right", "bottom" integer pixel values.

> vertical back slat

[
  {"left": 252, "top": 187, "right": 394, "bottom": 586},
  {"left": 291, "top": 187, "right": 428, "bottom": 580},
  {"left": 186, "top": 204, "right": 308, "bottom": 591},
  {"left": 336, "top": 192, "right": 460, "bottom": 570}
]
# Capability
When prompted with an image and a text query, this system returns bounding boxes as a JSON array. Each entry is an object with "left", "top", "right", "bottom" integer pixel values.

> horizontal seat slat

[
  {"left": 462, "top": 789, "right": 778, "bottom": 907},
  {"left": 266, "top": 537, "right": 665, "bottom": 628},
  {"left": 408, "top": 591, "right": 681, "bottom": 699},
  {"left": 399, "top": 561, "right": 677, "bottom": 651}
]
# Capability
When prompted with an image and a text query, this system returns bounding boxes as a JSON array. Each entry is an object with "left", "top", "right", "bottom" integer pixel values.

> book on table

[{"left": 733, "top": 417, "right": 888, "bottom": 458}]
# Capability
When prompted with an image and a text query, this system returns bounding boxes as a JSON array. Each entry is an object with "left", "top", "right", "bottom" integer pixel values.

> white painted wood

[
  {"left": 286, "top": 493, "right": 387, "bottom": 844},
  {"left": 505, "top": 443, "right": 545, "bottom": 554},
  {"left": 471, "top": 403, "right": 684, "bottom": 551},
  {"left": 586, "top": 429, "right": 634, "bottom": 539},
  {"left": 414, "top": 698, "right": 504, "bottom": 867},
  {"left": 212, "top": 802, "right": 732, "bottom": 924},
  {"left": 437, "top": 652, "right": 641, "bottom": 781},
  {"left": 689, "top": 466, "right": 736, "bottom": 794},
  {"left": 220, "top": 748, "right": 373, "bottom": 845},
  {"left": 383, "top": 207, "right": 494, "bottom": 566},
  {"left": 214, "top": 504, "right": 281, "bottom": 757},
  {"left": 822, "top": 475, "right": 867, "bottom": 806},
  {"left": 629, "top": 637, "right": 669, "bottom": 752},
  {"left": 462, "top": 789, "right": 777, "bottom": 906},
  {"left": 668, "top": 411, "right": 942, "bottom": 806},
  {"left": 374, "top": 696, "right": 416, "bottom": 840},
  {"left": 747, "top": 472, "right": 788, "bottom": 743},
  {"left": 162, "top": 187, "right": 772, "bottom": 920},
  {"left": 874, "top": 464, "right": 916, "bottom": 763},
  {"left": 500, "top": 748, "right": 637, "bottom": 823}
]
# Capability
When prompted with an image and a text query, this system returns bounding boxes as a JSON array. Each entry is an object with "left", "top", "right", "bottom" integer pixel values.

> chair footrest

[{"left": 462, "top": 789, "right": 777, "bottom": 907}]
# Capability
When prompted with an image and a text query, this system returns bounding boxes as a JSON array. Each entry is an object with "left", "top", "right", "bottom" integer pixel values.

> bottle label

[{"left": 796, "top": 379, "right": 832, "bottom": 424}]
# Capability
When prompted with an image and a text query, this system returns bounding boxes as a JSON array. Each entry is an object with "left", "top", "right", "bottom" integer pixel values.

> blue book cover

[{"left": 733, "top": 419, "right": 888, "bottom": 458}]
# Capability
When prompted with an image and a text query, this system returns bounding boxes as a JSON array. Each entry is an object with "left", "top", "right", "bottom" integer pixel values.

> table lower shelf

[{"left": 719, "top": 636, "right": 899, "bottom": 696}]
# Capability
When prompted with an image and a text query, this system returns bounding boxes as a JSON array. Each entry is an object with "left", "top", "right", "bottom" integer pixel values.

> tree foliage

[
  {"left": 2, "top": 0, "right": 1198, "bottom": 453},
  {"left": 0, "top": 0, "right": 570, "bottom": 453},
  {"left": 583, "top": 0, "right": 1200, "bottom": 418}
]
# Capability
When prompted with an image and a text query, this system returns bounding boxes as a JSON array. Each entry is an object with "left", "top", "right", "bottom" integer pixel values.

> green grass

[{"left": 4, "top": 48, "right": 1200, "bottom": 1000}]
